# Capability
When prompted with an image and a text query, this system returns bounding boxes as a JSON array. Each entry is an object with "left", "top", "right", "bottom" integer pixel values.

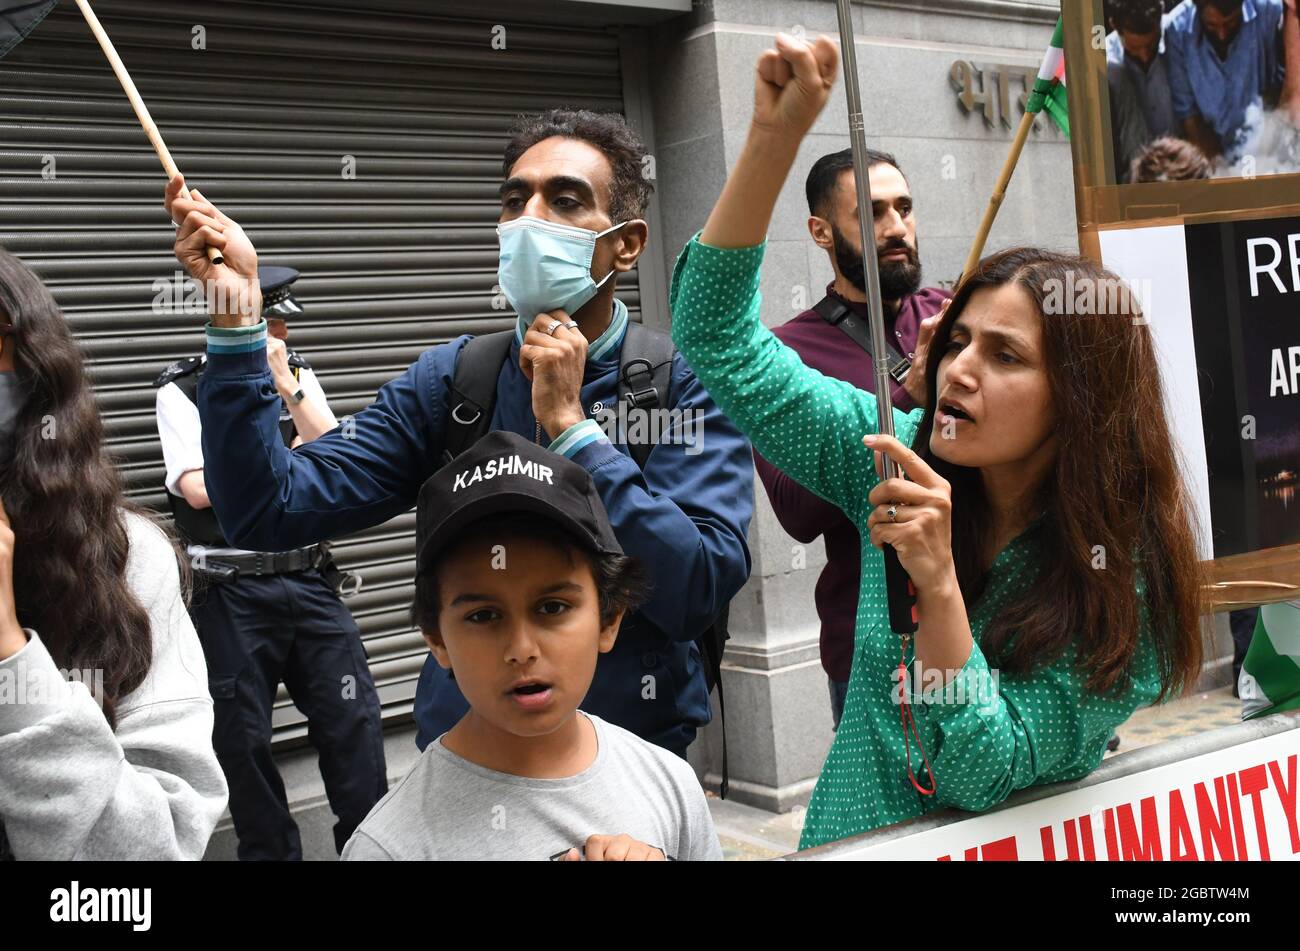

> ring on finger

[
  {"left": 887, "top": 505, "right": 899, "bottom": 522},
  {"left": 546, "top": 320, "right": 563, "bottom": 336},
  {"left": 562, "top": 321, "right": 579, "bottom": 331}
]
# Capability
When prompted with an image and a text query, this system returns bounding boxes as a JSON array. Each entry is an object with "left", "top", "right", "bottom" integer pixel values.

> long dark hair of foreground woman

[{"left": 0, "top": 247, "right": 163, "bottom": 728}]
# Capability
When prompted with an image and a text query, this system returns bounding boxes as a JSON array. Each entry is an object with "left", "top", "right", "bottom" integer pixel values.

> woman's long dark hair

[
  {"left": 0, "top": 247, "right": 164, "bottom": 728},
  {"left": 915, "top": 248, "right": 1204, "bottom": 700}
]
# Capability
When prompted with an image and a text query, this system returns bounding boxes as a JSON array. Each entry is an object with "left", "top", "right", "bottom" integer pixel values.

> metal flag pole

[{"left": 832, "top": 0, "right": 917, "bottom": 636}]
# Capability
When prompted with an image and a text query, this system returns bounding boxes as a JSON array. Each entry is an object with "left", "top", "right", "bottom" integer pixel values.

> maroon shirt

[{"left": 753, "top": 284, "right": 950, "bottom": 682}]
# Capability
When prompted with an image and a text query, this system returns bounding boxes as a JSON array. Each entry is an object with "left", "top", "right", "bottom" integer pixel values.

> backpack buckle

[
  {"left": 622, "top": 358, "right": 658, "bottom": 409},
  {"left": 451, "top": 402, "right": 482, "bottom": 425}
]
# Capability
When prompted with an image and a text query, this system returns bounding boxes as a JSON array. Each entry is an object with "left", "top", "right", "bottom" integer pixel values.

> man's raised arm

[{"left": 165, "top": 176, "right": 442, "bottom": 550}]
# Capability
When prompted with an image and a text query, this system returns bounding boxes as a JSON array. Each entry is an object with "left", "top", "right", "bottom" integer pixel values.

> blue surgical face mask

[
  {"left": 0, "top": 372, "right": 27, "bottom": 464},
  {"left": 496, "top": 216, "right": 627, "bottom": 321}
]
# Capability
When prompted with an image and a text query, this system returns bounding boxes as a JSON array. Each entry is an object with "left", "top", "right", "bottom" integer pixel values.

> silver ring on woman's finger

[
  {"left": 546, "top": 320, "right": 563, "bottom": 336},
  {"left": 563, "top": 321, "right": 579, "bottom": 331},
  {"left": 887, "top": 505, "right": 899, "bottom": 522}
]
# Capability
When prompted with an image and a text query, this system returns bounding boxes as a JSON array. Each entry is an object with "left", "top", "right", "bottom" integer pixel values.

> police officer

[{"left": 154, "top": 266, "right": 387, "bottom": 861}]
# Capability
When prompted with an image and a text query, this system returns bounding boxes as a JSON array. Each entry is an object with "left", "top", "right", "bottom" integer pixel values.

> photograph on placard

[
  {"left": 1184, "top": 213, "right": 1300, "bottom": 557},
  {"left": 1102, "top": 0, "right": 1300, "bottom": 184}
]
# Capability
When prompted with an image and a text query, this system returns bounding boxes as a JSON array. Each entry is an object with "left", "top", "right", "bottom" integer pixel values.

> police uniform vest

[{"left": 154, "top": 351, "right": 310, "bottom": 546}]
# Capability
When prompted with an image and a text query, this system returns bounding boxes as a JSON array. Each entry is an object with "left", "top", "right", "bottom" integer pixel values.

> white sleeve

[
  {"left": 0, "top": 514, "right": 228, "bottom": 859},
  {"left": 297, "top": 367, "right": 338, "bottom": 427},
  {"left": 155, "top": 382, "right": 205, "bottom": 496}
]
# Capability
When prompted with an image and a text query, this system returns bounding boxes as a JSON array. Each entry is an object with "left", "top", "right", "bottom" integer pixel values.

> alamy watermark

[
  {"left": 891, "top": 659, "right": 1000, "bottom": 714},
  {"left": 592, "top": 402, "right": 705, "bottom": 456},
  {"left": 0, "top": 661, "right": 105, "bottom": 708},
  {"left": 1041, "top": 271, "right": 1151, "bottom": 324},
  {"left": 50, "top": 881, "right": 151, "bottom": 932},
  {"left": 151, "top": 271, "right": 259, "bottom": 318}
]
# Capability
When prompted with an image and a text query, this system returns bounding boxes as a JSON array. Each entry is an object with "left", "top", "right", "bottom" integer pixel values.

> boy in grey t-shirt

[{"left": 342, "top": 431, "right": 722, "bottom": 861}]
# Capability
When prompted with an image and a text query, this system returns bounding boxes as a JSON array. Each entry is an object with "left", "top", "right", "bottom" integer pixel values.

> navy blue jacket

[{"left": 196, "top": 307, "right": 755, "bottom": 756}]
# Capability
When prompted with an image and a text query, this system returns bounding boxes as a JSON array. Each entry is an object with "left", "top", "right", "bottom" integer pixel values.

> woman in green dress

[{"left": 670, "top": 33, "right": 1205, "bottom": 850}]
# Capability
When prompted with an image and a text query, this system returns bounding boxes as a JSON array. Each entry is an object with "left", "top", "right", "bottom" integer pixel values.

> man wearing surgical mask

[{"left": 164, "top": 109, "right": 755, "bottom": 761}]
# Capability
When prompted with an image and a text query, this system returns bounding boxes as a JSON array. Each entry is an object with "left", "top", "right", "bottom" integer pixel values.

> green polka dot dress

[{"left": 669, "top": 234, "right": 1163, "bottom": 850}]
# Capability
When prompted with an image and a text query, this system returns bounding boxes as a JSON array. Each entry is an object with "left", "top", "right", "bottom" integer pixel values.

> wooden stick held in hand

[
  {"left": 960, "top": 108, "right": 1035, "bottom": 286},
  {"left": 73, "top": 0, "right": 223, "bottom": 265}
]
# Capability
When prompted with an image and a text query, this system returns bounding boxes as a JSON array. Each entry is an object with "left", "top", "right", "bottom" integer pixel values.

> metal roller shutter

[{"left": 0, "top": 0, "right": 636, "bottom": 742}]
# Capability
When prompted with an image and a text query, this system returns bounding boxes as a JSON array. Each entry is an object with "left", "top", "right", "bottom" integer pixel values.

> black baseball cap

[{"left": 415, "top": 430, "right": 624, "bottom": 574}]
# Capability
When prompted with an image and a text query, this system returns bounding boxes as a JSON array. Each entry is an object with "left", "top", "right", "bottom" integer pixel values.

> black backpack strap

[
  {"left": 443, "top": 331, "right": 514, "bottom": 465},
  {"left": 617, "top": 321, "right": 675, "bottom": 470},
  {"left": 718, "top": 662, "right": 728, "bottom": 799},
  {"left": 812, "top": 295, "right": 912, "bottom": 387},
  {"left": 701, "top": 604, "right": 730, "bottom": 799}
]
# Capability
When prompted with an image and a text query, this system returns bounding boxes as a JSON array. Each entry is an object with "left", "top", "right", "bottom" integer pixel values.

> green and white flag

[
  {"left": 1025, "top": 16, "right": 1070, "bottom": 138},
  {"left": 1240, "top": 601, "right": 1300, "bottom": 720}
]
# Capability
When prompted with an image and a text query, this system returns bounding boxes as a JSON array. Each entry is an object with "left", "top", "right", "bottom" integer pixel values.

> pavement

[{"left": 708, "top": 684, "right": 1245, "bottom": 860}]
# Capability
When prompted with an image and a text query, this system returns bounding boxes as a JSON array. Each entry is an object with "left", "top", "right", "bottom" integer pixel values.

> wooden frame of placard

[{"left": 1062, "top": 0, "right": 1300, "bottom": 614}]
